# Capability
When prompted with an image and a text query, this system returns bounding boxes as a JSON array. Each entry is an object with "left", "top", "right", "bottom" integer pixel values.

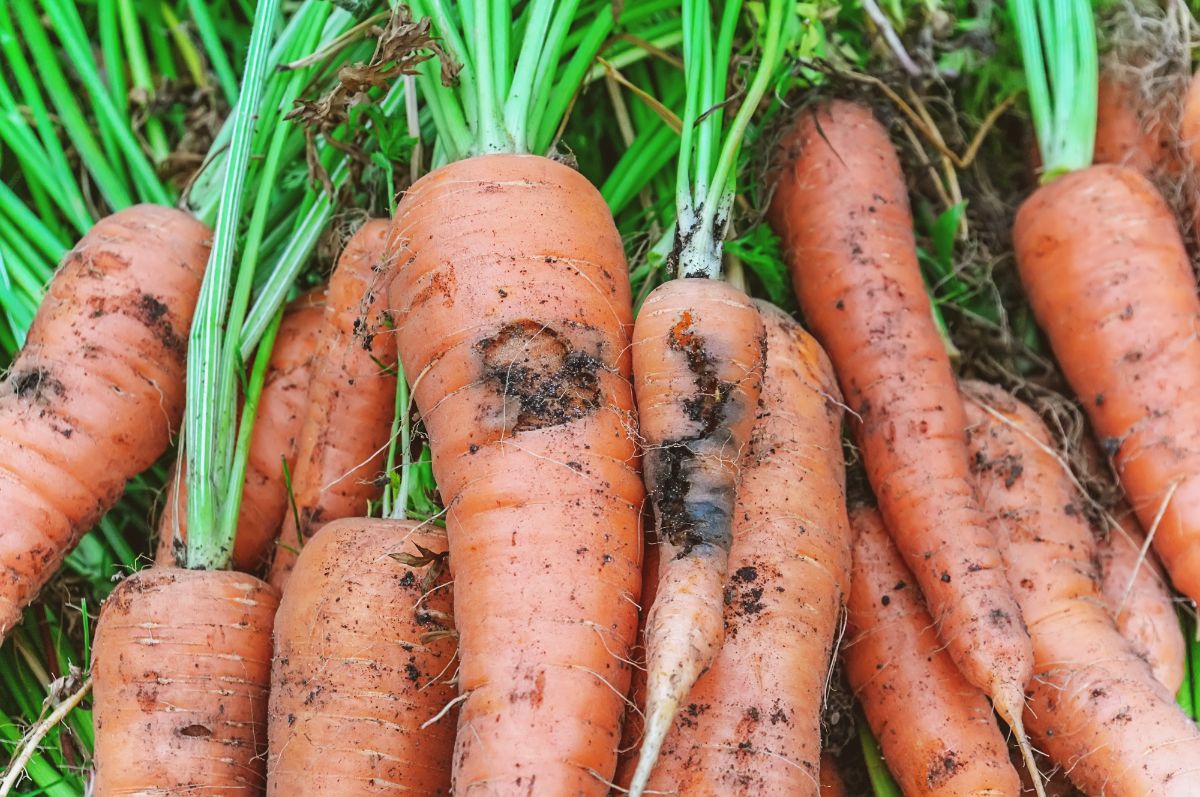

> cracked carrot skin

[
  {"left": 1098, "top": 510, "right": 1186, "bottom": 695},
  {"left": 1013, "top": 164, "right": 1200, "bottom": 605},
  {"left": 964, "top": 380, "right": 1200, "bottom": 796},
  {"left": 639, "top": 302, "right": 848, "bottom": 797},
  {"left": 92, "top": 567, "right": 279, "bottom": 794},
  {"left": 268, "top": 220, "right": 396, "bottom": 589},
  {"left": 385, "top": 154, "right": 644, "bottom": 795},
  {"left": 629, "top": 277, "right": 765, "bottom": 789},
  {"left": 846, "top": 505, "right": 1020, "bottom": 797},
  {"left": 156, "top": 287, "right": 326, "bottom": 572},
  {"left": 268, "top": 518, "right": 457, "bottom": 796},
  {"left": 0, "top": 205, "right": 208, "bottom": 640},
  {"left": 768, "top": 100, "right": 1033, "bottom": 718}
]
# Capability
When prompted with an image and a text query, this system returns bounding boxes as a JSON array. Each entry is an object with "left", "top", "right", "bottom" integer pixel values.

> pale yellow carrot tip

[{"left": 995, "top": 683, "right": 1046, "bottom": 797}]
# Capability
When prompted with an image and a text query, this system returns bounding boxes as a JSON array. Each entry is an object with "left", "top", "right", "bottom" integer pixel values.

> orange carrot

[
  {"left": 1093, "top": 68, "right": 1178, "bottom": 176},
  {"left": 0, "top": 205, "right": 209, "bottom": 639},
  {"left": 768, "top": 100, "right": 1034, "bottom": 741},
  {"left": 267, "top": 517, "right": 457, "bottom": 795},
  {"left": 156, "top": 287, "right": 325, "bottom": 572},
  {"left": 613, "top": 538, "right": 660, "bottom": 791},
  {"left": 267, "top": 220, "right": 396, "bottom": 589},
  {"left": 91, "top": 567, "right": 278, "bottom": 792},
  {"left": 628, "top": 277, "right": 765, "bottom": 789},
  {"left": 1098, "top": 510, "right": 1186, "bottom": 696},
  {"left": 1013, "top": 163, "right": 1200, "bottom": 606},
  {"left": 385, "top": 154, "right": 644, "bottom": 793},
  {"left": 845, "top": 504, "right": 1020, "bottom": 797},
  {"left": 1179, "top": 69, "right": 1200, "bottom": 167},
  {"left": 964, "top": 380, "right": 1200, "bottom": 795},
  {"left": 819, "top": 753, "right": 847, "bottom": 797},
  {"left": 635, "top": 301, "right": 847, "bottom": 796}
]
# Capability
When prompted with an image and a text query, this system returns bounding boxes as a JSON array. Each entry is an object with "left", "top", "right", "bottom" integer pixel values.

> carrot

[
  {"left": 625, "top": 7, "right": 795, "bottom": 790},
  {"left": 635, "top": 302, "right": 849, "bottom": 796},
  {"left": 1097, "top": 509, "right": 1186, "bottom": 695},
  {"left": 613, "top": 537, "right": 660, "bottom": 790},
  {"left": 91, "top": 567, "right": 279, "bottom": 793},
  {"left": 819, "top": 753, "right": 847, "bottom": 797},
  {"left": 267, "top": 220, "right": 396, "bottom": 589},
  {"left": 768, "top": 100, "right": 1035, "bottom": 749},
  {"left": 845, "top": 504, "right": 1021, "bottom": 797},
  {"left": 963, "top": 380, "right": 1200, "bottom": 796},
  {"left": 0, "top": 204, "right": 208, "bottom": 639},
  {"left": 379, "top": 5, "right": 647, "bottom": 790},
  {"left": 1179, "top": 69, "right": 1200, "bottom": 167},
  {"left": 267, "top": 517, "right": 457, "bottom": 794},
  {"left": 1093, "top": 68, "right": 1177, "bottom": 176},
  {"left": 386, "top": 153, "right": 644, "bottom": 793},
  {"left": 155, "top": 286, "right": 326, "bottom": 571}
]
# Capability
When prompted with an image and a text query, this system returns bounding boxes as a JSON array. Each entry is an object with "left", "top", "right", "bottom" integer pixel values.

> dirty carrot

[
  {"left": 964, "top": 379, "right": 1200, "bottom": 795},
  {"left": 845, "top": 504, "right": 1021, "bottom": 797},
  {"left": 267, "top": 518, "right": 457, "bottom": 795},
  {"left": 768, "top": 99, "right": 1036, "bottom": 767},
  {"left": 1093, "top": 68, "right": 1177, "bottom": 176},
  {"left": 384, "top": 4, "right": 642, "bottom": 791},
  {"left": 267, "top": 220, "right": 396, "bottom": 589},
  {"left": 637, "top": 302, "right": 851, "bottom": 796},
  {"left": 626, "top": 6, "right": 792, "bottom": 792},
  {"left": 0, "top": 204, "right": 208, "bottom": 639},
  {"left": 156, "top": 286, "right": 325, "bottom": 572}
]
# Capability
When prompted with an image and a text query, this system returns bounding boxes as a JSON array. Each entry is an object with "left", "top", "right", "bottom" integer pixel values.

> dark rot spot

[
  {"left": 880, "top": 594, "right": 891, "bottom": 606},
  {"left": 178, "top": 724, "right": 213, "bottom": 738}
]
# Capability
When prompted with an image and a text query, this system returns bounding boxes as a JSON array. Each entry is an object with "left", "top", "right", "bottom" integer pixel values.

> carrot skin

[
  {"left": 92, "top": 567, "right": 278, "bottom": 794},
  {"left": 0, "top": 205, "right": 209, "bottom": 639},
  {"left": 1013, "top": 164, "right": 1200, "bottom": 604},
  {"left": 639, "top": 302, "right": 849, "bottom": 796},
  {"left": 1178, "top": 69, "right": 1200, "bottom": 172},
  {"left": 768, "top": 101, "right": 1033, "bottom": 709},
  {"left": 1094, "top": 70, "right": 1178, "bottom": 176},
  {"left": 267, "top": 518, "right": 457, "bottom": 795},
  {"left": 1098, "top": 511, "right": 1186, "bottom": 695},
  {"left": 846, "top": 505, "right": 1020, "bottom": 797},
  {"left": 267, "top": 220, "right": 396, "bottom": 589},
  {"left": 819, "top": 753, "right": 847, "bottom": 797},
  {"left": 386, "top": 154, "right": 644, "bottom": 795},
  {"left": 964, "top": 381, "right": 1200, "bottom": 796},
  {"left": 156, "top": 287, "right": 326, "bottom": 571}
]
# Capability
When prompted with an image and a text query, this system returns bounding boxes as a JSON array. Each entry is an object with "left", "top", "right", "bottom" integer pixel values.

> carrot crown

[
  {"left": 673, "top": 0, "right": 790, "bottom": 280},
  {"left": 1010, "top": 0, "right": 1097, "bottom": 181},
  {"left": 405, "top": 0, "right": 619, "bottom": 161}
]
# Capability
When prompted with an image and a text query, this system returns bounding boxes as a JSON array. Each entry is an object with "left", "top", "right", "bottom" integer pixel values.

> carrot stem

[{"left": 858, "top": 711, "right": 903, "bottom": 797}]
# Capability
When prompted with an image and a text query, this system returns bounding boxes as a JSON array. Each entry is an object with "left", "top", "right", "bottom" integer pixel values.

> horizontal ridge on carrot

[
  {"left": 768, "top": 98, "right": 1035, "bottom": 760},
  {"left": 845, "top": 504, "right": 1020, "bottom": 797},
  {"left": 267, "top": 219, "right": 396, "bottom": 589},
  {"left": 964, "top": 379, "right": 1200, "bottom": 795},
  {"left": 267, "top": 518, "right": 457, "bottom": 795},
  {"left": 384, "top": 4, "right": 643, "bottom": 791},
  {"left": 638, "top": 302, "right": 851, "bottom": 796},
  {"left": 0, "top": 204, "right": 209, "bottom": 639},
  {"left": 156, "top": 286, "right": 325, "bottom": 572}
]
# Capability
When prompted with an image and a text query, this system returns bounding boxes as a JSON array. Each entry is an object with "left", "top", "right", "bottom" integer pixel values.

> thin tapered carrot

[
  {"left": 636, "top": 302, "right": 848, "bottom": 796},
  {"left": 1098, "top": 509, "right": 1187, "bottom": 696},
  {"left": 267, "top": 220, "right": 396, "bottom": 589},
  {"left": 1013, "top": 163, "right": 1200, "bottom": 605},
  {"left": 768, "top": 100, "right": 1035, "bottom": 748},
  {"left": 155, "top": 287, "right": 326, "bottom": 572},
  {"left": 385, "top": 154, "right": 644, "bottom": 794},
  {"left": 267, "top": 518, "right": 457, "bottom": 795},
  {"left": 0, "top": 204, "right": 208, "bottom": 639},
  {"left": 964, "top": 380, "right": 1200, "bottom": 795},
  {"left": 91, "top": 567, "right": 279, "bottom": 792},
  {"left": 845, "top": 504, "right": 1021, "bottom": 797}
]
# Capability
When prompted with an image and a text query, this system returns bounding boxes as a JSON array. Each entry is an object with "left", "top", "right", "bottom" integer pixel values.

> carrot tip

[
  {"left": 994, "top": 684, "right": 1046, "bottom": 797},
  {"left": 627, "top": 699, "right": 680, "bottom": 797}
]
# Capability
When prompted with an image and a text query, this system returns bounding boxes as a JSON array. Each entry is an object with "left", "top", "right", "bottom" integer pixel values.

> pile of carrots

[{"left": 11, "top": 1, "right": 1200, "bottom": 795}]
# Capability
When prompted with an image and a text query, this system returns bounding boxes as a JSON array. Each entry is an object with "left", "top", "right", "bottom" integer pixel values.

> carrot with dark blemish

[
  {"left": 155, "top": 286, "right": 325, "bottom": 572},
  {"left": 768, "top": 98, "right": 1038, "bottom": 784},
  {"left": 0, "top": 204, "right": 209, "bottom": 639},
  {"left": 626, "top": 5, "right": 792, "bottom": 793},
  {"left": 964, "top": 379, "right": 1200, "bottom": 796},
  {"left": 636, "top": 302, "right": 850, "bottom": 796}
]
